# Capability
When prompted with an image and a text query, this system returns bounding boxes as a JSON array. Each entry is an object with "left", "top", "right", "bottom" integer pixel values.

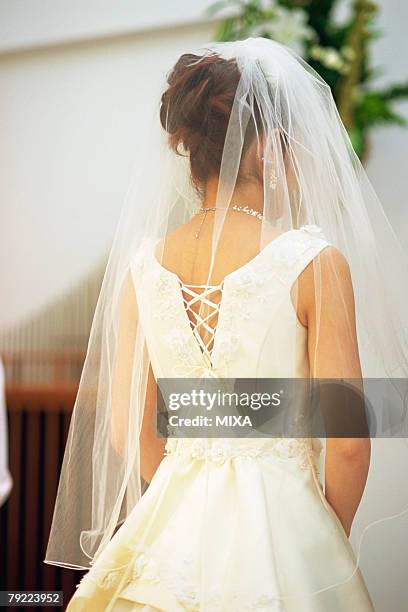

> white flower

[
  {"left": 258, "top": 0, "right": 277, "bottom": 11},
  {"left": 273, "top": 238, "right": 310, "bottom": 266},
  {"left": 154, "top": 269, "right": 173, "bottom": 291},
  {"left": 250, "top": 7, "right": 316, "bottom": 56},
  {"left": 240, "top": 306, "right": 252, "bottom": 320},
  {"left": 309, "top": 45, "right": 323, "bottom": 60},
  {"left": 235, "top": 268, "right": 265, "bottom": 288},
  {"left": 132, "top": 553, "right": 159, "bottom": 582},
  {"left": 243, "top": 446, "right": 262, "bottom": 458},
  {"left": 164, "top": 328, "right": 191, "bottom": 355},
  {"left": 99, "top": 569, "right": 120, "bottom": 589},
  {"left": 323, "top": 48, "right": 344, "bottom": 70},
  {"left": 338, "top": 63, "right": 351, "bottom": 75},
  {"left": 133, "top": 553, "right": 148, "bottom": 576},
  {"left": 340, "top": 45, "right": 356, "bottom": 62},
  {"left": 164, "top": 437, "right": 177, "bottom": 454},
  {"left": 312, "top": 46, "right": 345, "bottom": 72},
  {"left": 312, "top": 437, "right": 323, "bottom": 456},
  {"left": 177, "top": 589, "right": 200, "bottom": 610},
  {"left": 300, "top": 224, "right": 323, "bottom": 235},
  {"left": 238, "top": 269, "right": 253, "bottom": 285},
  {"left": 190, "top": 440, "right": 206, "bottom": 460},
  {"left": 152, "top": 269, "right": 181, "bottom": 321},
  {"left": 215, "top": 330, "right": 240, "bottom": 356},
  {"left": 230, "top": 269, "right": 265, "bottom": 303},
  {"left": 274, "top": 437, "right": 302, "bottom": 458},
  {"left": 209, "top": 441, "right": 232, "bottom": 465}
]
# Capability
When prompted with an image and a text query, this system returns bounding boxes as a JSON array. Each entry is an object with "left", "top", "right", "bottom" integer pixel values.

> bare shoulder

[
  {"left": 296, "top": 244, "right": 354, "bottom": 325},
  {"left": 317, "top": 244, "right": 350, "bottom": 274},
  {"left": 300, "top": 244, "right": 351, "bottom": 288}
]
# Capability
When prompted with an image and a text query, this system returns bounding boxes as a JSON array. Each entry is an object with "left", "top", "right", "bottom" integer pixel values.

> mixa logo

[{"left": 215, "top": 415, "right": 252, "bottom": 426}]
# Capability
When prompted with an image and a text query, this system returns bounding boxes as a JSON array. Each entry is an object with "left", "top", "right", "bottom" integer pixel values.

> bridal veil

[{"left": 45, "top": 37, "right": 408, "bottom": 602}]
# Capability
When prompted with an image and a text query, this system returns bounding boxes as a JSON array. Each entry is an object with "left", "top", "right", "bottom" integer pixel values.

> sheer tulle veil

[{"left": 45, "top": 37, "right": 408, "bottom": 601}]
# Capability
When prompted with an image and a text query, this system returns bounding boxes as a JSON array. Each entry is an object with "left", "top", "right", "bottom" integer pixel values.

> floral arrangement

[{"left": 207, "top": 0, "right": 408, "bottom": 159}]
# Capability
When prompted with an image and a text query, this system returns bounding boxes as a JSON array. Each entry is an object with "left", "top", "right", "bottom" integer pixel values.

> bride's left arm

[
  {"left": 110, "top": 268, "right": 165, "bottom": 483},
  {"left": 297, "top": 246, "right": 371, "bottom": 537}
]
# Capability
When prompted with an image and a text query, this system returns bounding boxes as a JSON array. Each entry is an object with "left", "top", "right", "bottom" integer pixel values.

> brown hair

[{"left": 160, "top": 52, "right": 258, "bottom": 191}]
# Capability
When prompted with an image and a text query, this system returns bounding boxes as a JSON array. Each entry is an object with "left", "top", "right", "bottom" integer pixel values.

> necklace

[{"left": 194, "top": 205, "right": 264, "bottom": 239}]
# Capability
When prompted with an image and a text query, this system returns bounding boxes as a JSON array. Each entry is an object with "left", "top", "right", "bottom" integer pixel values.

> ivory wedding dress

[{"left": 67, "top": 226, "right": 374, "bottom": 611}]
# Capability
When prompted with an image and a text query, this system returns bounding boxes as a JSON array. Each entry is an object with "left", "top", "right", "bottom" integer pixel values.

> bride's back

[
  {"left": 156, "top": 212, "right": 283, "bottom": 357},
  {"left": 157, "top": 211, "right": 280, "bottom": 286}
]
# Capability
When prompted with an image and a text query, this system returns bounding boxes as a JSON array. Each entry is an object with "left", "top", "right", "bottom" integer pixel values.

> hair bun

[{"left": 159, "top": 52, "right": 241, "bottom": 189}]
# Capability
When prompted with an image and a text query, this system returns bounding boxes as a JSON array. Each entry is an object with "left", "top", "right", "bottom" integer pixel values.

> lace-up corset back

[
  {"left": 131, "top": 226, "right": 330, "bottom": 379},
  {"left": 178, "top": 281, "right": 223, "bottom": 365}
]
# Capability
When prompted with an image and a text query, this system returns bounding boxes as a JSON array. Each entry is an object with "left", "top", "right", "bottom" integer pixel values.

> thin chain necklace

[{"left": 194, "top": 204, "right": 264, "bottom": 239}]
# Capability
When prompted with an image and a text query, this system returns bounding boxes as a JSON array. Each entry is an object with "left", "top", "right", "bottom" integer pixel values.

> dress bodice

[{"left": 131, "top": 225, "right": 330, "bottom": 381}]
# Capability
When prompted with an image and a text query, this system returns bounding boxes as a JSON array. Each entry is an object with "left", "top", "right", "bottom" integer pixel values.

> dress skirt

[{"left": 67, "top": 438, "right": 374, "bottom": 612}]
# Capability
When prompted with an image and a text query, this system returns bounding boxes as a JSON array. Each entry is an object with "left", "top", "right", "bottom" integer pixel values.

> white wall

[
  {"left": 1, "top": 0, "right": 406, "bottom": 328},
  {"left": 0, "top": 18, "right": 216, "bottom": 327},
  {"left": 0, "top": 0, "right": 220, "bottom": 52},
  {"left": 364, "top": 0, "right": 408, "bottom": 241}
]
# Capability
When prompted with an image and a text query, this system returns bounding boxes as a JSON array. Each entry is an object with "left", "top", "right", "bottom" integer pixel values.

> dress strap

[{"left": 270, "top": 226, "right": 331, "bottom": 289}]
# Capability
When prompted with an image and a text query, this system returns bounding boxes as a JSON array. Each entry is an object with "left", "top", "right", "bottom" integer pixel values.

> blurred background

[{"left": 0, "top": 1, "right": 407, "bottom": 610}]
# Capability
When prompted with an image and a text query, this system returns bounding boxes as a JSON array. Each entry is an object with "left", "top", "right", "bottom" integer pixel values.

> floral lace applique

[
  {"left": 89, "top": 551, "right": 160, "bottom": 591},
  {"left": 163, "top": 578, "right": 286, "bottom": 611},
  {"left": 300, "top": 224, "right": 324, "bottom": 236},
  {"left": 152, "top": 269, "right": 181, "bottom": 323},
  {"left": 164, "top": 328, "right": 194, "bottom": 357},
  {"left": 132, "top": 552, "right": 160, "bottom": 582},
  {"left": 231, "top": 267, "right": 267, "bottom": 296},
  {"left": 164, "top": 437, "right": 322, "bottom": 472},
  {"left": 273, "top": 236, "right": 313, "bottom": 267},
  {"left": 157, "top": 550, "right": 286, "bottom": 612},
  {"left": 82, "top": 547, "right": 288, "bottom": 611},
  {"left": 213, "top": 329, "right": 240, "bottom": 357}
]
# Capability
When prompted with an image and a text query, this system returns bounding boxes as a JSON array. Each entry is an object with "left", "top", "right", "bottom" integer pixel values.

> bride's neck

[{"left": 202, "top": 175, "right": 263, "bottom": 212}]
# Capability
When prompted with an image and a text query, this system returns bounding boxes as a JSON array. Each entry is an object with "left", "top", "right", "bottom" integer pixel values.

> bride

[{"left": 45, "top": 38, "right": 408, "bottom": 611}]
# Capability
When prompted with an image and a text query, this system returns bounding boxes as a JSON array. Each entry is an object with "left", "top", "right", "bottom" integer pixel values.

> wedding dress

[{"left": 66, "top": 226, "right": 374, "bottom": 611}]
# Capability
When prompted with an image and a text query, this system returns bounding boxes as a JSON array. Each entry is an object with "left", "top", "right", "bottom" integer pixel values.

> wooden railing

[
  {"left": 1, "top": 379, "right": 84, "bottom": 610},
  {"left": 2, "top": 351, "right": 85, "bottom": 387}
]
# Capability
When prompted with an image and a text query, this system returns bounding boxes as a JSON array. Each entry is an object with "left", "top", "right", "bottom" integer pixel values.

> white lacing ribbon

[{"left": 179, "top": 281, "right": 224, "bottom": 365}]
